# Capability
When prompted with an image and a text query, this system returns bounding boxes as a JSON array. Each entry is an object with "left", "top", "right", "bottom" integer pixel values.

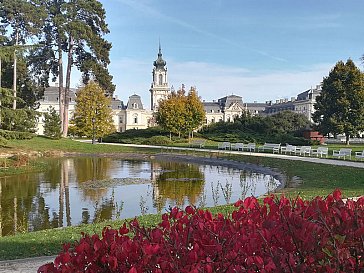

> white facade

[{"left": 36, "top": 87, "right": 76, "bottom": 135}]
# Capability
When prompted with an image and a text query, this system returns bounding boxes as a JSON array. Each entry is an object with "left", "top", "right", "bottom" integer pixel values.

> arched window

[
  {"left": 159, "top": 74, "right": 163, "bottom": 85},
  {"left": 133, "top": 114, "right": 138, "bottom": 124}
]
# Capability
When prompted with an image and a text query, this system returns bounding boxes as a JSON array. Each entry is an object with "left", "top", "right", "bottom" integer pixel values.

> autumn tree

[
  {"left": 156, "top": 86, "right": 205, "bottom": 139},
  {"left": 73, "top": 82, "right": 114, "bottom": 142},
  {"left": 313, "top": 59, "right": 364, "bottom": 145},
  {"left": 184, "top": 87, "right": 205, "bottom": 139}
]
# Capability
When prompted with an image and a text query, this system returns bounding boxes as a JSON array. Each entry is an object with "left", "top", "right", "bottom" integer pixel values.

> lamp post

[{"left": 92, "top": 117, "right": 96, "bottom": 144}]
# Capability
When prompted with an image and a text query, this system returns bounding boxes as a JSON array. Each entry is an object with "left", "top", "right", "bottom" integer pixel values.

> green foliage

[
  {"left": 73, "top": 82, "right": 115, "bottom": 138},
  {"left": 313, "top": 59, "right": 364, "bottom": 144},
  {"left": 104, "top": 127, "right": 169, "bottom": 144},
  {"left": 156, "top": 87, "right": 205, "bottom": 137},
  {"left": 43, "top": 106, "right": 61, "bottom": 139},
  {"left": 201, "top": 111, "right": 311, "bottom": 145},
  {"left": 0, "top": 129, "right": 35, "bottom": 140},
  {"left": 0, "top": 135, "right": 8, "bottom": 147},
  {"left": 141, "top": 135, "right": 172, "bottom": 145},
  {"left": 1, "top": 107, "right": 38, "bottom": 132}
]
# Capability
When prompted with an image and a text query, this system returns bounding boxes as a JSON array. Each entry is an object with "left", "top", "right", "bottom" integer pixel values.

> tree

[
  {"left": 269, "top": 110, "right": 311, "bottom": 134},
  {"left": 0, "top": 0, "right": 45, "bottom": 109},
  {"left": 29, "top": 0, "right": 115, "bottom": 137},
  {"left": 43, "top": 106, "right": 62, "bottom": 139},
  {"left": 73, "top": 82, "right": 114, "bottom": 141},
  {"left": 156, "top": 86, "right": 205, "bottom": 139},
  {"left": 184, "top": 87, "right": 205, "bottom": 139},
  {"left": 156, "top": 89, "right": 186, "bottom": 138},
  {"left": 313, "top": 59, "right": 364, "bottom": 145}
]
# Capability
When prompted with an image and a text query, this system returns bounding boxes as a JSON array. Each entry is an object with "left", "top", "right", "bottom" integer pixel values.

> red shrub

[{"left": 38, "top": 190, "right": 364, "bottom": 273}]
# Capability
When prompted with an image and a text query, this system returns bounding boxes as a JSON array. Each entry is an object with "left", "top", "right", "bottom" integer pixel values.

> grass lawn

[{"left": 0, "top": 137, "right": 363, "bottom": 260}]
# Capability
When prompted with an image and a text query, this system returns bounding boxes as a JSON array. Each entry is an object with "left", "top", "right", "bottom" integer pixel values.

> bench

[
  {"left": 243, "top": 143, "right": 256, "bottom": 152},
  {"left": 332, "top": 148, "right": 352, "bottom": 160},
  {"left": 355, "top": 150, "right": 364, "bottom": 160},
  {"left": 189, "top": 139, "right": 206, "bottom": 148},
  {"left": 231, "top": 143, "right": 244, "bottom": 151},
  {"left": 311, "top": 147, "right": 329, "bottom": 158},
  {"left": 280, "top": 144, "right": 296, "bottom": 155},
  {"left": 218, "top": 142, "right": 231, "bottom": 150},
  {"left": 258, "top": 143, "right": 281, "bottom": 153}
]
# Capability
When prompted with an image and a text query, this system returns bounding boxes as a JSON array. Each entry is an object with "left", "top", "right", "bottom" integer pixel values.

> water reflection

[{"left": 0, "top": 157, "right": 280, "bottom": 236}]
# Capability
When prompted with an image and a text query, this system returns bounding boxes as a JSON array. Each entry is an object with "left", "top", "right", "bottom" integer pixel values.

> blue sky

[{"left": 81, "top": 0, "right": 364, "bottom": 108}]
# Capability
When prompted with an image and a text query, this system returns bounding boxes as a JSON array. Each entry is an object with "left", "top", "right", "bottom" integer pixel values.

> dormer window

[
  {"left": 133, "top": 103, "right": 138, "bottom": 109},
  {"left": 210, "top": 109, "right": 214, "bottom": 113}
]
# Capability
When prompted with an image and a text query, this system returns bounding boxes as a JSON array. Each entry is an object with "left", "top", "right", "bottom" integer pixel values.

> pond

[{"left": 0, "top": 156, "right": 281, "bottom": 236}]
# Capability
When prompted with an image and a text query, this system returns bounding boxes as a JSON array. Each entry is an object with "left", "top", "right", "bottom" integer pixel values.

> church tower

[{"left": 150, "top": 43, "right": 170, "bottom": 111}]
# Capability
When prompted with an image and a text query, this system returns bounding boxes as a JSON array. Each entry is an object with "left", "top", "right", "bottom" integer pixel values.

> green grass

[
  {"left": 0, "top": 205, "right": 235, "bottom": 260},
  {"left": 0, "top": 137, "right": 363, "bottom": 260}
]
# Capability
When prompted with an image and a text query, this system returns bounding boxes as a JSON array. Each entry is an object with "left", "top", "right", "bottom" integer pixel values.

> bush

[
  {"left": 39, "top": 190, "right": 364, "bottom": 273},
  {"left": 142, "top": 135, "right": 172, "bottom": 145},
  {"left": 0, "top": 129, "right": 35, "bottom": 140},
  {"left": 0, "top": 136, "right": 8, "bottom": 147}
]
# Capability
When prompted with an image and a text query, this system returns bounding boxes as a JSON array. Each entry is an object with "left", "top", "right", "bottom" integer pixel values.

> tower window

[{"left": 159, "top": 74, "right": 163, "bottom": 85}]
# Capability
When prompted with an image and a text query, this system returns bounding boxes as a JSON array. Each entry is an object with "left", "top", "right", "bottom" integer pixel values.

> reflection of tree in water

[
  {"left": 239, "top": 170, "right": 258, "bottom": 199},
  {"left": 74, "top": 157, "right": 112, "bottom": 202},
  {"left": 91, "top": 190, "right": 123, "bottom": 223},
  {"left": 0, "top": 173, "right": 39, "bottom": 236},
  {"left": 153, "top": 161, "right": 205, "bottom": 211}
]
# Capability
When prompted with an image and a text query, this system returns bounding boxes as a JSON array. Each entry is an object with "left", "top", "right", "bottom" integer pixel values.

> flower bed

[{"left": 39, "top": 190, "right": 363, "bottom": 272}]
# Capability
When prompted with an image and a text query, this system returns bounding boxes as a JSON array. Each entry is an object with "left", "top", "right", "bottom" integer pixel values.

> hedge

[{"left": 39, "top": 190, "right": 363, "bottom": 272}]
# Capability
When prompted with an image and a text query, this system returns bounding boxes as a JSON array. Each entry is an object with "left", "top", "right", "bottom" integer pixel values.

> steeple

[
  {"left": 153, "top": 41, "right": 166, "bottom": 69},
  {"left": 150, "top": 42, "right": 170, "bottom": 111}
]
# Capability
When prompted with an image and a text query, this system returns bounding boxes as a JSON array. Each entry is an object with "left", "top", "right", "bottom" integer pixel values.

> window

[
  {"left": 133, "top": 114, "right": 138, "bottom": 124},
  {"left": 119, "top": 117, "right": 123, "bottom": 124},
  {"left": 210, "top": 109, "right": 214, "bottom": 113},
  {"left": 133, "top": 103, "right": 138, "bottom": 109},
  {"left": 211, "top": 118, "right": 215, "bottom": 123},
  {"left": 205, "top": 118, "right": 208, "bottom": 124},
  {"left": 159, "top": 74, "right": 163, "bottom": 85}
]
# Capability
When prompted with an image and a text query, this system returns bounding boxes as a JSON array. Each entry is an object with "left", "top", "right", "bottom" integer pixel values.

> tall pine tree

[{"left": 313, "top": 59, "right": 364, "bottom": 145}]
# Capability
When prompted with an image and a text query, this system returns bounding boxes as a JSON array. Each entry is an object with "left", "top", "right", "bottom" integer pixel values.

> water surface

[{"left": 0, "top": 157, "right": 280, "bottom": 236}]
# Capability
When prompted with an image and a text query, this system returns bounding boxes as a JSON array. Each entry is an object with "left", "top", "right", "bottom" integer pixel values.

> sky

[{"left": 73, "top": 0, "right": 364, "bottom": 108}]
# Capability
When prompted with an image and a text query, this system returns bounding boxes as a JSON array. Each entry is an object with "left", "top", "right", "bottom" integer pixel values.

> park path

[
  {"left": 1, "top": 141, "right": 364, "bottom": 272},
  {"left": 91, "top": 141, "right": 364, "bottom": 169}
]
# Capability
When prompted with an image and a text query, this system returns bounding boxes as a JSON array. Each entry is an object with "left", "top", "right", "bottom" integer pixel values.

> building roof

[
  {"left": 110, "top": 97, "right": 125, "bottom": 110},
  {"left": 153, "top": 43, "right": 166, "bottom": 70},
  {"left": 217, "top": 95, "right": 244, "bottom": 110},
  {"left": 126, "top": 94, "right": 144, "bottom": 110},
  {"left": 203, "top": 102, "right": 222, "bottom": 113},
  {"left": 42, "top": 86, "right": 77, "bottom": 102}
]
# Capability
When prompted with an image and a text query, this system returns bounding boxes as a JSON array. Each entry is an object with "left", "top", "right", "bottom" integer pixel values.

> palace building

[{"left": 36, "top": 46, "right": 320, "bottom": 135}]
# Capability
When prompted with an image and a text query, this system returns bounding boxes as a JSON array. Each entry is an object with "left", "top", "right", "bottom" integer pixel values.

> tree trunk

[
  {"left": 12, "top": 29, "right": 18, "bottom": 110},
  {"left": 346, "top": 133, "right": 350, "bottom": 146},
  {"left": 63, "top": 36, "right": 74, "bottom": 137},
  {"left": 58, "top": 44, "right": 64, "bottom": 134},
  {"left": 0, "top": 58, "right": 2, "bottom": 129},
  {"left": 0, "top": 181, "right": 2, "bottom": 236}
]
